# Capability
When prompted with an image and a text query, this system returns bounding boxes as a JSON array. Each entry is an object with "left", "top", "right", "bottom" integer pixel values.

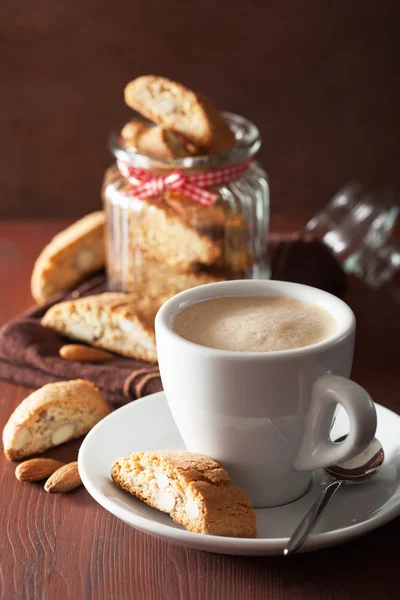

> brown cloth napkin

[{"left": 0, "top": 239, "right": 346, "bottom": 406}]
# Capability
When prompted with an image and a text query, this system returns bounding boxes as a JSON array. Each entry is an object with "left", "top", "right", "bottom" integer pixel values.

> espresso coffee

[{"left": 173, "top": 296, "right": 337, "bottom": 352}]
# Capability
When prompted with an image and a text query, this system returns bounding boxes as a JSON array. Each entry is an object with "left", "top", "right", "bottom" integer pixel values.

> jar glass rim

[{"left": 108, "top": 111, "right": 261, "bottom": 170}]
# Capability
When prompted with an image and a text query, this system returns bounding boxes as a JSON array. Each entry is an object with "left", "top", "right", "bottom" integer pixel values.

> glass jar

[
  {"left": 305, "top": 182, "right": 400, "bottom": 289},
  {"left": 102, "top": 112, "right": 270, "bottom": 303}
]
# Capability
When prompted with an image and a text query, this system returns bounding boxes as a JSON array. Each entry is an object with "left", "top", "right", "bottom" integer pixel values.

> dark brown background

[{"left": 1, "top": 1, "right": 399, "bottom": 221}]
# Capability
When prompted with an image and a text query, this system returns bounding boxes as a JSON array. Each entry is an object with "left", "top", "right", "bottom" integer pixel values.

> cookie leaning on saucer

[
  {"left": 42, "top": 293, "right": 158, "bottom": 362},
  {"left": 124, "top": 76, "right": 236, "bottom": 153},
  {"left": 31, "top": 211, "right": 105, "bottom": 303},
  {"left": 3, "top": 380, "right": 110, "bottom": 461},
  {"left": 111, "top": 450, "right": 257, "bottom": 537}
]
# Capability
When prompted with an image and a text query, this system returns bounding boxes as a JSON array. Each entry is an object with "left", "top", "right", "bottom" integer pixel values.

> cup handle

[{"left": 294, "top": 374, "right": 377, "bottom": 471}]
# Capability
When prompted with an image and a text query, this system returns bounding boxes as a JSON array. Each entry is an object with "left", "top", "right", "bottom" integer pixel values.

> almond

[
  {"left": 185, "top": 498, "right": 199, "bottom": 520},
  {"left": 50, "top": 422, "right": 75, "bottom": 446},
  {"left": 154, "top": 468, "right": 170, "bottom": 489},
  {"left": 59, "top": 344, "right": 114, "bottom": 362},
  {"left": 11, "top": 426, "right": 32, "bottom": 451},
  {"left": 15, "top": 458, "right": 65, "bottom": 482},
  {"left": 65, "top": 324, "right": 95, "bottom": 343},
  {"left": 44, "top": 461, "right": 82, "bottom": 493},
  {"left": 155, "top": 490, "right": 175, "bottom": 512}
]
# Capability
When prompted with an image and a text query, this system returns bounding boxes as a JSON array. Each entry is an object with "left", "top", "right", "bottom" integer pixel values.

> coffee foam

[{"left": 173, "top": 296, "right": 337, "bottom": 352}]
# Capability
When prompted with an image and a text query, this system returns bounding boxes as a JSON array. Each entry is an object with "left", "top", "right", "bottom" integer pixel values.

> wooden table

[{"left": 1, "top": 220, "right": 399, "bottom": 600}]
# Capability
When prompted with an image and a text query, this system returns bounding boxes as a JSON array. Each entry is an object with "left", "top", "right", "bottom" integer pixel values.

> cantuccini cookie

[
  {"left": 121, "top": 122, "right": 191, "bottom": 160},
  {"left": 111, "top": 450, "right": 257, "bottom": 537},
  {"left": 121, "top": 120, "right": 148, "bottom": 141},
  {"left": 163, "top": 195, "right": 250, "bottom": 273},
  {"left": 127, "top": 196, "right": 221, "bottom": 271},
  {"left": 218, "top": 215, "right": 252, "bottom": 273},
  {"left": 164, "top": 191, "right": 227, "bottom": 230},
  {"left": 31, "top": 211, "right": 105, "bottom": 303},
  {"left": 3, "top": 380, "right": 110, "bottom": 461},
  {"left": 42, "top": 293, "right": 158, "bottom": 362},
  {"left": 124, "top": 76, "right": 236, "bottom": 153},
  {"left": 123, "top": 253, "right": 222, "bottom": 301},
  {"left": 197, "top": 94, "right": 238, "bottom": 155}
]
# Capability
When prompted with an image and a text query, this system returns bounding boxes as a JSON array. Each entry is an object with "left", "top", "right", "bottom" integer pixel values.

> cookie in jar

[{"left": 103, "top": 76, "right": 270, "bottom": 300}]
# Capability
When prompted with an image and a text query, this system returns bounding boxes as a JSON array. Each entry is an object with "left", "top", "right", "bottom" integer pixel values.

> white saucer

[{"left": 78, "top": 392, "right": 400, "bottom": 556}]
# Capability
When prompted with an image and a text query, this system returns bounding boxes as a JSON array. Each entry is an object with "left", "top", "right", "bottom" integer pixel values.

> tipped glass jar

[
  {"left": 305, "top": 182, "right": 400, "bottom": 289},
  {"left": 102, "top": 112, "right": 270, "bottom": 302}
]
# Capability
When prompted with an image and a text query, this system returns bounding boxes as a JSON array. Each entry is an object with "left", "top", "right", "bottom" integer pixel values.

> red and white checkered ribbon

[{"left": 118, "top": 160, "right": 250, "bottom": 206}]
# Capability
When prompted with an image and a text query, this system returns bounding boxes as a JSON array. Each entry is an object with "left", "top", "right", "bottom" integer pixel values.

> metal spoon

[{"left": 284, "top": 436, "right": 384, "bottom": 555}]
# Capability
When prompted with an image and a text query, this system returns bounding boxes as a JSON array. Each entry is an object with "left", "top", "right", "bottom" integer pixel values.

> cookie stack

[
  {"left": 105, "top": 75, "right": 250, "bottom": 299},
  {"left": 31, "top": 76, "right": 260, "bottom": 363}
]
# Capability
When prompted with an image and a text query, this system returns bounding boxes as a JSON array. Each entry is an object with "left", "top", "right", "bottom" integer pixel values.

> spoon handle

[{"left": 284, "top": 480, "right": 342, "bottom": 555}]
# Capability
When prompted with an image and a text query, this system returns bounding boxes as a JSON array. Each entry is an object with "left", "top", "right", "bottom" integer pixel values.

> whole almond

[
  {"left": 44, "top": 461, "right": 82, "bottom": 493},
  {"left": 15, "top": 458, "right": 65, "bottom": 482},
  {"left": 59, "top": 344, "right": 114, "bottom": 363}
]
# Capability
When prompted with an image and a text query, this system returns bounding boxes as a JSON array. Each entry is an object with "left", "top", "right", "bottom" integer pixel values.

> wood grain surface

[
  {"left": 1, "top": 1, "right": 400, "bottom": 221},
  {"left": 1, "top": 221, "right": 400, "bottom": 600}
]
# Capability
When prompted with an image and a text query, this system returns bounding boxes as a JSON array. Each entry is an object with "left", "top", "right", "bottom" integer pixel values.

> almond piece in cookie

[
  {"left": 124, "top": 76, "right": 236, "bottom": 153},
  {"left": 42, "top": 293, "right": 158, "bottom": 362},
  {"left": 111, "top": 450, "right": 257, "bottom": 538},
  {"left": 2, "top": 380, "right": 110, "bottom": 461},
  {"left": 121, "top": 122, "right": 191, "bottom": 159},
  {"left": 31, "top": 211, "right": 105, "bottom": 304}
]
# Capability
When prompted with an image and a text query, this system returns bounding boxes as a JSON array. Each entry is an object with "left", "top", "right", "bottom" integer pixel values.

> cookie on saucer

[{"left": 111, "top": 450, "right": 257, "bottom": 537}]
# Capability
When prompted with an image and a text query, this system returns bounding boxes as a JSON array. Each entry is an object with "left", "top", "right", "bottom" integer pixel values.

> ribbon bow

[{"left": 118, "top": 160, "right": 250, "bottom": 207}]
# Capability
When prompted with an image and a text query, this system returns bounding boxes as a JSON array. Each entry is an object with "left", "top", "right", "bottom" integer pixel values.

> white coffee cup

[{"left": 155, "top": 280, "right": 377, "bottom": 508}]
